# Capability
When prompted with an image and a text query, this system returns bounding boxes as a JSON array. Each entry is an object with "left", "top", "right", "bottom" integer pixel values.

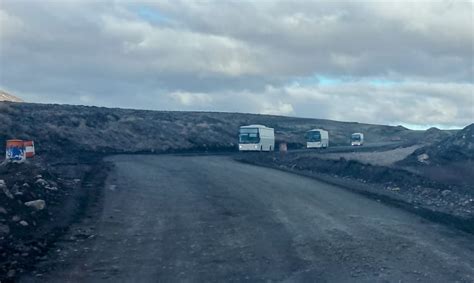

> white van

[
  {"left": 239, "top": 125, "right": 275, "bottom": 151},
  {"left": 351, "top": 133, "right": 364, "bottom": 146},
  {"left": 306, "top": 129, "right": 329, "bottom": 148}
]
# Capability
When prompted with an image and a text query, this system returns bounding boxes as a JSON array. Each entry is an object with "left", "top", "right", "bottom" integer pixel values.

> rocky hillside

[
  {"left": 0, "top": 90, "right": 23, "bottom": 102},
  {"left": 419, "top": 127, "right": 455, "bottom": 144},
  {"left": 404, "top": 123, "right": 474, "bottom": 165},
  {"left": 0, "top": 102, "right": 431, "bottom": 155}
]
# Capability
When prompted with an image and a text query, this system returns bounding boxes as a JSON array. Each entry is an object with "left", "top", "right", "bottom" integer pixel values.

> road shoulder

[{"left": 235, "top": 152, "right": 474, "bottom": 234}]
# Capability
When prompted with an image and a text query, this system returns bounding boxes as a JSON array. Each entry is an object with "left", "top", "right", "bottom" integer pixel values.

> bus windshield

[
  {"left": 352, "top": 135, "right": 361, "bottom": 141},
  {"left": 239, "top": 128, "right": 260, "bottom": 144},
  {"left": 307, "top": 131, "right": 321, "bottom": 142}
]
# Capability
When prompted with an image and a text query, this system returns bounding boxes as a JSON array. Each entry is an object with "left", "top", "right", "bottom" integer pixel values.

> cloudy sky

[{"left": 0, "top": 0, "right": 472, "bottom": 129}]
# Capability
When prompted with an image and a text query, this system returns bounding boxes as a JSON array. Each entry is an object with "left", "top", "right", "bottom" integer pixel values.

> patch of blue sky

[
  {"left": 291, "top": 74, "right": 399, "bottom": 87},
  {"left": 368, "top": 78, "right": 397, "bottom": 86},
  {"left": 318, "top": 76, "right": 343, "bottom": 85},
  {"left": 292, "top": 74, "right": 343, "bottom": 86},
  {"left": 130, "top": 5, "right": 172, "bottom": 25}
]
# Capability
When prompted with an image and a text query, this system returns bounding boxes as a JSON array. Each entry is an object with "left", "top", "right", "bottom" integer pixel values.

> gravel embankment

[
  {"left": 319, "top": 145, "right": 422, "bottom": 166},
  {"left": 0, "top": 154, "right": 109, "bottom": 282}
]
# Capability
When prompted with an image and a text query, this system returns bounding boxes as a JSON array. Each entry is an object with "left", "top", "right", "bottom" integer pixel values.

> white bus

[
  {"left": 351, "top": 133, "right": 364, "bottom": 146},
  {"left": 306, "top": 129, "right": 329, "bottom": 148},
  {"left": 238, "top": 125, "right": 275, "bottom": 151}
]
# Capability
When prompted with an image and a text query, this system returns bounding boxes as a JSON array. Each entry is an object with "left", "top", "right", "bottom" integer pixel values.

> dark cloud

[{"left": 0, "top": 0, "right": 472, "bottom": 128}]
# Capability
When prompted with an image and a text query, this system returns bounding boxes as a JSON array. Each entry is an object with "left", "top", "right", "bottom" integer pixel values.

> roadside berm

[{"left": 0, "top": 154, "right": 108, "bottom": 281}]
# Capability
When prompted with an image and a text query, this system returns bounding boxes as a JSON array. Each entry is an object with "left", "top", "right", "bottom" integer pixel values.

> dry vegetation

[{"left": 0, "top": 102, "right": 429, "bottom": 155}]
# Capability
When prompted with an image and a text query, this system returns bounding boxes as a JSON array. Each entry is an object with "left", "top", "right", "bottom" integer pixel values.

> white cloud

[
  {"left": 169, "top": 91, "right": 213, "bottom": 106},
  {"left": 100, "top": 14, "right": 262, "bottom": 77},
  {"left": 261, "top": 101, "right": 294, "bottom": 116},
  {"left": 281, "top": 80, "right": 473, "bottom": 127},
  {"left": 0, "top": 9, "right": 24, "bottom": 38},
  {"left": 0, "top": 0, "right": 472, "bottom": 128}
]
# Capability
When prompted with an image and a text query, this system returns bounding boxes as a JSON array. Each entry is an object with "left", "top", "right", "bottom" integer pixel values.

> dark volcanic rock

[
  {"left": 0, "top": 154, "right": 109, "bottom": 281},
  {"left": 421, "top": 127, "right": 454, "bottom": 144},
  {"left": 404, "top": 124, "right": 474, "bottom": 165}
]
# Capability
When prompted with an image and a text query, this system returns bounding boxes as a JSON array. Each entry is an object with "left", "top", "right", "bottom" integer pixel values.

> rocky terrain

[
  {"left": 0, "top": 154, "right": 108, "bottom": 281},
  {"left": 399, "top": 123, "right": 474, "bottom": 186},
  {"left": 303, "top": 145, "right": 422, "bottom": 167},
  {"left": 420, "top": 127, "right": 455, "bottom": 145},
  {"left": 0, "top": 102, "right": 432, "bottom": 156},
  {"left": 403, "top": 123, "right": 474, "bottom": 166}
]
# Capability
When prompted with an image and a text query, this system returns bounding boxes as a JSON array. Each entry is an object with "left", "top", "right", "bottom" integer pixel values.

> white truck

[
  {"left": 351, "top": 133, "right": 364, "bottom": 146},
  {"left": 306, "top": 129, "right": 329, "bottom": 148},
  {"left": 238, "top": 125, "right": 275, "bottom": 151}
]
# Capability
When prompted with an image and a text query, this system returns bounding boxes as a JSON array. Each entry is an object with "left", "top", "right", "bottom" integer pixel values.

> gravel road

[
  {"left": 21, "top": 155, "right": 474, "bottom": 282},
  {"left": 320, "top": 145, "right": 423, "bottom": 166},
  {"left": 289, "top": 142, "right": 408, "bottom": 154}
]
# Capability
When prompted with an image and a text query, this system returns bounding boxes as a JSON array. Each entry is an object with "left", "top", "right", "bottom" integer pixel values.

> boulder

[
  {"left": 7, "top": 269, "right": 15, "bottom": 278},
  {"left": 0, "top": 224, "right": 10, "bottom": 235},
  {"left": 2, "top": 185, "right": 14, "bottom": 200},
  {"left": 24, "top": 199, "right": 46, "bottom": 210},
  {"left": 35, "top": 178, "right": 48, "bottom": 186},
  {"left": 0, "top": 180, "right": 13, "bottom": 199},
  {"left": 441, "top": 190, "right": 451, "bottom": 197},
  {"left": 417, "top": 153, "right": 429, "bottom": 164}
]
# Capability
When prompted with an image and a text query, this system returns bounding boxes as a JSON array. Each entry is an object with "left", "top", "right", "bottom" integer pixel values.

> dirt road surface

[{"left": 21, "top": 155, "right": 474, "bottom": 282}]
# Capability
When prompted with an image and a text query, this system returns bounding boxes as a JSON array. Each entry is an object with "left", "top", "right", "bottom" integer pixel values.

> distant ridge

[
  {"left": 0, "top": 102, "right": 429, "bottom": 155},
  {"left": 0, "top": 90, "right": 23, "bottom": 102}
]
